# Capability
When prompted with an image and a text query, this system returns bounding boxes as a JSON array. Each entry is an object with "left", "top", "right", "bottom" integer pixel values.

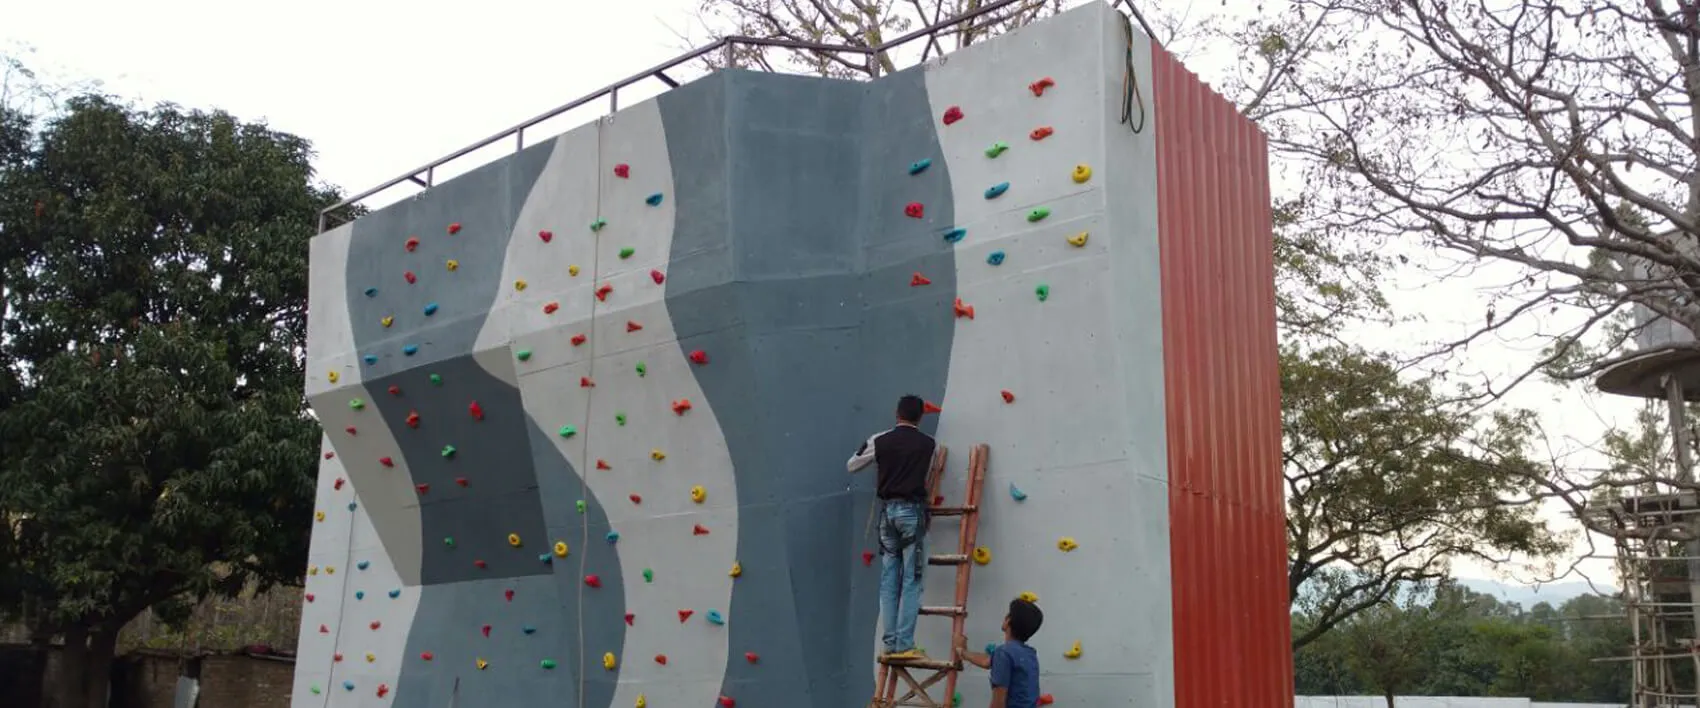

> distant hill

[{"left": 1455, "top": 578, "right": 1617, "bottom": 608}]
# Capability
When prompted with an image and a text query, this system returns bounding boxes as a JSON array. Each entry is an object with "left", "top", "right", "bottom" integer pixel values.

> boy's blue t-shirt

[{"left": 989, "top": 640, "right": 1040, "bottom": 707}]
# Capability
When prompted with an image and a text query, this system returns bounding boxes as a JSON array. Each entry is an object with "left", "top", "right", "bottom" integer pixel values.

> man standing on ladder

[{"left": 848, "top": 394, "right": 940, "bottom": 660}]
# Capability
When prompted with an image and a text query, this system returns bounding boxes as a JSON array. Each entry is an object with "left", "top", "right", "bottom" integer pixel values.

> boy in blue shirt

[{"left": 954, "top": 598, "right": 1042, "bottom": 708}]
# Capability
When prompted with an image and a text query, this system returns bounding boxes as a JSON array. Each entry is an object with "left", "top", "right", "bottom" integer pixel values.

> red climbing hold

[
  {"left": 596, "top": 283, "right": 613, "bottom": 301},
  {"left": 456, "top": 477, "right": 469, "bottom": 487},
  {"left": 345, "top": 426, "right": 357, "bottom": 435},
  {"left": 581, "top": 376, "right": 596, "bottom": 388},
  {"left": 469, "top": 401, "right": 485, "bottom": 420},
  {"left": 324, "top": 451, "right": 335, "bottom": 459},
  {"left": 1030, "top": 126, "right": 1054, "bottom": 141},
  {"left": 377, "top": 684, "right": 390, "bottom": 698},
  {"left": 305, "top": 593, "right": 315, "bottom": 603},
  {"left": 405, "top": 236, "right": 420, "bottom": 252},
  {"left": 421, "top": 652, "right": 434, "bottom": 661},
  {"left": 1029, "top": 76, "right": 1056, "bottom": 96},
  {"left": 624, "top": 612, "right": 635, "bottom": 626},
  {"left": 335, "top": 478, "right": 345, "bottom": 490},
  {"left": 655, "top": 654, "right": 668, "bottom": 665},
  {"left": 629, "top": 493, "right": 642, "bottom": 504},
  {"left": 406, "top": 411, "right": 421, "bottom": 428},
  {"left": 651, "top": 269, "right": 666, "bottom": 284},
  {"left": 474, "top": 559, "right": 487, "bottom": 569},
  {"left": 862, "top": 550, "right": 875, "bottom": 566},
  {"left": 910, "top": 272, "right": 932, "bottom": 286},
  {"left": 543, "top": 301, "right": 559, "bottom": 314},
  {"left": 1001, "top": 390, "right": 1015, "bottom": 403},
  {"left": 904, "top": 202, "right": 924, "bottom": 219},
  {"left": 942, "top": 105, "right": 964, "bottom": 125},
  {"left": 405, "top": 270, "right": 417, "bottom": 284},
  {"left": 572, "top": 333, "right": 587, "bottom": 346},
  {"left": 598, "top": 459, "right": 612, "bottom": 470},
  {"left": 689, "top": 350, "right": 710, "bottom": 365},
  {"left": 693, "top": 524, "right": 710, "bottom": 535},
  {"left": 539, "top": 230, "right": 553, "bottom": 243},
  {"left": 719, "top": 696, "right": 736, "bottom": 708},
  {"left": 745, "top": 652, "right": 760, "bottom": 664},
  {"left": 1038, "top": 695, "right": 1055, "bottom": 705},
  {"left": 585, "top": 574, "right": 602, "bottom": 588},
  {"left": 953, "top": 298, "right": 975, "bottom": 320},
  {"left": 448, "top": 222, "right": 462, "bottom": 235},
  {"left": 671, "top": 399, "right": 692, "bottom": 415},
  {"left": 380, "top": 457, "right": 395, "bottom": 467},
  {"left": 933, "top": 495, "right": 944, "bottom": 506},
  {"left": 388, "top": 385, "right": 401, "bottom": 396},
  {"left": 370, "top": 621, "right": 382, "bottom": 630},
  {"left": 333, "top": 652, "right": 341, "bottom": 661},
  {"left": 504, "top": 589, "right": 514, "bottom": 602},
  {"left": 678, "top": 609, "right": 694, "bottom": 623},
  {"left": 614, "top": 163, "right": 630, "bottom": 178},
  {"left": 626, "top": 320, "right": 643, "bottom": 332},
  {"left": 320, "top": 624, "right": 329, "bottom": 634},
  {"left": 416, "top": 483, "right": 430, "bottom": 494},
  {"left": 482, "top": 625, "right": 491, "bottom": 638},
  {"left": 924, "top": 400, "right": 943, "bottom": 414}
]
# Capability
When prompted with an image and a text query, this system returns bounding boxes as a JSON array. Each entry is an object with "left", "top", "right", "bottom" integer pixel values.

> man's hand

[{"left": 952, "top": 634, "right": 968, "bottom": 656}]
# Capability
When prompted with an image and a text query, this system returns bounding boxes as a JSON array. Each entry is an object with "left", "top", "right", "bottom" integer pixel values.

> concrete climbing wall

[{"left": 292, "top": 2, "right": 1286, "bottom": 707}]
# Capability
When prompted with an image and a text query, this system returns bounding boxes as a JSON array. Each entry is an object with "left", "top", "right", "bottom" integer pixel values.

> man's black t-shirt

[{"left": 846, "top": 424, "right": 938, "bottom": 501}]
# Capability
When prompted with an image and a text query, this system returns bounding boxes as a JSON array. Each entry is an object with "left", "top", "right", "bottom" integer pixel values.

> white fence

[{"left": 1296, "top": 698, "right": 1637, "bottom": 708}]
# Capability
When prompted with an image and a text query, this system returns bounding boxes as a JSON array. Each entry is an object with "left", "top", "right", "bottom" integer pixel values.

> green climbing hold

[
  {"left": 635, "top": 362, "right": 647, "bottom": 377},
  {"left": 615, "top": 413, "right": 627, "bottom": 426},
  {"left": 576, "top": 500, "right": 587, "bottom": 513},
  {"left": 1036, "top": 284, "right": 1050, "bottom": 302},
  {"left": 441, "top": 445, "right": 457, "bottom": 459},
  {"left": 541, "top": 659, "right": 558, "bottom": 670},
  {"left": 349, "top": 398, "right": 365, "bottom": 410},
  {"left": 985, "top": 642, "right": 997, "bottom": 655},
  {"left": 516, "top": 349, "right": 532, "bottom": 361},
  {"left": 643, "top": 568, "right": 654, "bottom": 583},
  {"left": 1027, "top": 207, "right": 1051, "bottom": 222},
  {"left": 953, "top": 691, "right": 962, "bottom": 707},
  {"left": 311, "top": 685, "right": 321, "bottom": 695},
  {"left": 559, "top": 425, "right": 577, "bottom": 438},
  {"left": 619, "top": 247, "right": 635, "bottom": 259},
  {"left": 590, "top": 218, "right": 607, "bottom": 232},
  {"left": 444, "top": 537, "right": 455, "bottom": 547},
  {"left": 430, "top": 373, "right": 443, "bottom": 385},
  {"left": 985, "top": 141, "right": 1009, "bottom": 158}
]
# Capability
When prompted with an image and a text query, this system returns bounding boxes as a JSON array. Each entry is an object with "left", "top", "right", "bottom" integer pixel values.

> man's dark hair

[
  {"left": 896, "top": 394, "right": 925, "bottom": 423},
  {"left": 1008, "top": 599, "right": 1043, "bottom": 642}
]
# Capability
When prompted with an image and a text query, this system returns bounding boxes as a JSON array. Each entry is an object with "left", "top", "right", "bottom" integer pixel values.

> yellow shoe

[{"left": 883, "top": 648, "right": 923, "bottom": 660}]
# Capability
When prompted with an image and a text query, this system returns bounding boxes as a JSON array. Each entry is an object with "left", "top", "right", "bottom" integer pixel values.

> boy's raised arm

[{"left": 847, "top": 432, "right": 880, "bottom": 473}]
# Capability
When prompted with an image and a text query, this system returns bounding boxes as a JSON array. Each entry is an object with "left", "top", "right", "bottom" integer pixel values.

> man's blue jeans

[{"left": 878, "top": 498, "right": 928, "bottom": 653}]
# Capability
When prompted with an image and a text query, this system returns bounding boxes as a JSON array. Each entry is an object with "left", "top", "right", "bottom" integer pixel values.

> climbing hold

[
  {"left": 448, "top": 222, "right": 462, "bottom": 235},
  {"left": 334, "top": 478, "right": 346, "bottom": 490},
  {"left": 441, "top": 444, "right": 457, "bottom": 458},
  {"left": 543, "top": 301, "right": 559, "bottom": 314},
  {"left": 406, "top": 410, "right": 420, "bottom": 427},
  {"left": 455, "top": 477, "right": 468, "bottom": 487},
  {"left": 1038, "top": 695, "right": 1054, "bottom": 705},
  {"left": 862, "top": 551, "right": 875, "bottom": 566},
  {"left": 348, "top": 501, "right": 358, "bottom": 512},
  {"left": 1030, "top": 126, "right": 1054, "bottom": 140},
  {"left": 381, "top": 315, "right": 393, "bottom": 328},
  {"left": 1036, "top": 284, "right": 1050, "bottom": 302},
  {"left": 1028, "top": 207, "right": 1052, "bottom": 222},
  {"left": 581, "top": 376, "right": 596, "bottom": 388},
  {"left": 651, "top": 448, "right": 665, "bottom": 460},
  {"left": 345, "top": 426, "right": 357, "bottom": 435},
  {"left": 444, "top": 537, "right": 455, "bottom": 547},
  {"left": 707, "top": 610, "right": 725, "bottom": 625},
  {"left": 650, "top": 269, "right": 665, "bottom": 284},
  {"left": 524, "top": 625, "right": 536, "bottom": 634},
  {"left": 482, "top": 625, "right": 492, "bottom": 637},
  {"left": 508, "top": 533, "right": 522, "bottom": 547},
  {"left": 1018, "top": 591, "right": 1039, "bottom": 603},
  {"left": 954, "top": 691, "right": 963, "bottom": 707},
  {"left": 625, "top": 612, "right": 635, "bottom": 626},
  {"left": 553, "top": 541, "right": 569, "bottom": 557},
  {"left": 953, "top": 298, "right": 975, "bottom": 320},
  {"left": 380, "top": 455, "right": 395, "bottom": 467},
  {"left": 909, "top": 158, "right": 931, "bottom": 175},
  {"left": 403, "top": 344, "right": 419, "bottom": 356},
  {"left": 1001, "top": 389, "right": 1016, "bottom": 403},
  {"left": 729, "top": 562, "right": 742, "bottom": 578},
  {"left": 942, "top": 105, "right": 963, "bottom": 125},
  {"left": 614, "top": 164, "right": 630, "bottom": 178},
  {"left": 678, "top": 609, "right": 694, "bottom": 622},
  {"left": 377, "top": 684, "right": 391, "bottom": 698},
  {"left": 636, "top": 362, "right": 647, "bottom": 377},
  {"left": 643, "top": 568, "right": 654, "bottom": 582},
  {"left": 476, "top": 658, "right": 489, "bottom": 670},
  {"left": 358, "top": 560, "right": 370, "bottom": 570},
  {"left": 327, "top": 370, "right": 340, "bottom": 383},
  {"left": 654, "top": 654, "right": 668, "bottom": 665},
  {"left": 539, "top": 230, "right": 553, "bottom": 243},
  {"left": 389, "top": 589, "right": 401, "bottom": 599},
  {"left": 364, "top": 652, "right": 374, "bottom": 662},
  {"left": 585, "top": 574, "right": 602, "bottom": 588},
  {"left": 672, "top": 399, "right": 692, "bottom": 415},
  {"left": 985, "top": 141, "right": 1009, "bottom": 158},
  {"left": 1064, "top": 640, "right": 1082, "bottom": 659},
  {"left": 628, "top": 493, "right": 642, "bottom": 505},
  {"left": 364, "top": 287, "right": 378, "bottom": 297},
  {"left": 636, "top": 695, "right": 647, "bottom": 708},
  {"left": 404, "top": 270, "right": 417, "bottom": 284},
  {"left": 430, "top": 374, "right": 442, "bottom": 385},
  {"left": 616, "top": 413, "right": 628, "bottom": 426},
  {"left": 619, "top": 247, "right": 635, "bottom": 259},
  {"left": 1010, "top": 483, "right": 1027, "bottom": 501},
  {"left": 745, "top": 651, "right": 759, "bottom": 663},
  {"left": 516, "top": 349, "right": 532, "bottom": 361},
  {"left": 590, "top": 218, "right": 607, "bottom": 232},
  {"left": 423, "top": 302, "right": 439, "bottom": 316},
  {"left": 985, "top": 643, "right": 997, "bottom": 655},
  {"left": 1058, "top": 537, "right": 1079, "bottom": 552},
  {"left": 943, "top": 227, "right": 967, "bottom": 243},
  {"left": 904, "top": 202, "right": 924, "bottom": 219},
  {"left": 693, "top": 523, "right": 710, "bottom": 535},
  {"left": 1066, "top": 231, "right": 1088, "bottom": 247},
  {"left": 603, "top": 652, "right": 617, "bottom": 670},
  {"left": 596, "top": 283, "right": 613, "bottom": 301},
  {"left": 310, "top": 685, "right": 321, "bottom": 695},
  {"left": 719, "top": 696, "right": 736, "bottom": 708},
  {"left": 1029, "top": 76, "right": 1056, "bottom": 96},
  {"left": 572, "top": 333, "right": 587, "bottom": 346},
  {"left": 1072, "top": 164, "right": 1092, "bottom": 183},
  {"left": 690, "top": 485, "right": 707, "bottom": 503},
  {"left": 973, "top": 546, "right": 992, "bottom": 565},
  {"left": 422, "top": 651, "right": 434, "bottom": 661},
  {"left": 369, "top": 620, "right": 381, "bottom": 630},
  {"left": 626, "top": 320, "right": 643, "bottom": 332},
  {"left": 305, "top": 592, "right": 315, "bottom": 603},
  {"left": 606, "top": 530, "right": 620, "bottom": 544},
  {"left": 362, "top": 354, "right": 378, "bottom": 365},
  {"left": 569, "top": 264, "right": 581, "bottom": 276},
  {"left": 344, "top": 681, "right": 355, "bottom": 691},
  {"left": 541, "top": 659, "right": 557, "bottom": 670},
  {"left": 469, "top": 401, "right": 485, "bottom": 420},
  {"left": 325, "top": 566, "right": 335, "bottom": 574},
  {"left": 984, "top": 182, "right": 1010, "bottom": 199},
  {"left": 505, "top": 588, "right": 515, "bottom": 602},
  {"left": 599, "top": 459, "right": 612, "bottom": 470},
  {"left": 405, "top": 236, "right": 420, "bottom": 252},
  {"left": 559, "top": 425, "right": 577, "bottom": 438},
  {"left": 319, "top": 625, "right": 329, "bottom": 634},
  {"left": 324, "top": 450, "right": 336, "bottom": 460},
  {"left": 646, "top": 193, "right": 663, "bottom": 206},
  {"left": 474, "top": 559, "right": 487, "bottom": 569},
  {"left": 910, "top": 272, "right": 932, "bottom": 287}
]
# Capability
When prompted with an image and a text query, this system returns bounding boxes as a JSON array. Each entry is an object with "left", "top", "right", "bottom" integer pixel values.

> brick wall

[
  {"left": 194, "top": 655, "right": 292, "bottom": 708},
  {"left": 1, "top": 645, "right": 294, "bottom": 708}
]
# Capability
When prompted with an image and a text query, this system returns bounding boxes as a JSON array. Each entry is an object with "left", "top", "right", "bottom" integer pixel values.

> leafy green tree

[
  {"left": 1344, "top": 599, "right": 1433, "bottom": 708},
  {"left": 0, "top": 92, "right": 338, "bottom": 708}
]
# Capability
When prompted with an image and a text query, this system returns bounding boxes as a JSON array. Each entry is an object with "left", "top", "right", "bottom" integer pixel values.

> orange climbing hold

[
  {"left": 924, "top": 400, "right": 943, "bottom": 414},
  {"left": 627, "top": 320, "right": 643, "bottom": 332},
  {"left": 469, "top": 401, "right": 484, "bottom": 420},
  {"left": 572, "top": 333, "right": 587, "bottom": 346},
  {"left": 654, "top": 654, "right": 668, "bottom": 665},
  {"left": 693, "top": 524, "right": 710, "bottom": 535},
  {"left": 953, "top": 298, "right": 975, "bottom": 320},
  {"left": 671, "top": 399, "right": 692, "bottom": 415},
  {"left": 1001, "top": 390, "right": 1015, "bottom": 403},
  {"left": 370, "top": 621, "right": 381, "bottom": 630},
  {"left": 678, "top": 609, "right": 694, "bottom": 623},
  {"left": 448, "top": 222, "right": 463, "bottom": 235},
  {"left": 581, "top": 376, "right": 596, "bottom": 388},
  {"left": 1030, "top": 126, "right": 1054, "bottom": 141},
  {"left": 596, "top": 283, "right": 614, "bottom": 301},
  {"left": 543, "top": 301, "right": 559, "bottom": 314},
  {"left": 1038, "top": 695, "right": 1055, "bottom": 705},
  {"left": 689, "top": 350, "right": 709, "bottom": 365},
  {"left": 405, "top": 236, "right": 420, "bottom": 252},
  {"left": 910, "top": 272, "right": 931, "bottom": 286},
  {"left": 1030, "top": 76, "right": 1056, "bottom": 96}
]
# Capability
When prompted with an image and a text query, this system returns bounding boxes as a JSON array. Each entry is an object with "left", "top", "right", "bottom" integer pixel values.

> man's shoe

[{"left": 884, "top": 648, "right": 924, "bottom": 660}]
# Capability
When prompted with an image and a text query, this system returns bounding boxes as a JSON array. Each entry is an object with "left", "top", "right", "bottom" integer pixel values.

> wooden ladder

[{"left": 871, "top": 443, "right": 990, "bottom": 708}]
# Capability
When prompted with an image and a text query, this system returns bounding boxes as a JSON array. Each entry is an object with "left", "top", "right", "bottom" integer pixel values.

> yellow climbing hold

[
  {"left": 476, "top": 658, "right": 489, "bottom": 670},
  {"left": 508, "top": 533, "right": 523, "bottom": 548},
  {"left": 515, "top": 279, "right": 528, "bottom": 291},
  {"left": 603, "top": 652, "right": 617, "bottom": 670},
  {"left": 651, "top": 449, "right": 666, "bottom": 461},
  {"left": 1072, "top": 164, "right": 1092, "bottom": 183},
  {"left": 973, "top": 547, "right": 992, "bottom": 565},
  {"left": 308, "top": 565, "right": 319, "bottom": 575},
  {"left": 365, "top": 652, "right": 376, "bottom": 663},
  {"left": 1017, "top": 591, "right": 1038, "bottom": 603},
  {"left": 381, "top": 315, "right": 393, "bottom": 328},
  {"left": 1066, "top": 231, "right": 1089, "bottom": 247},
  {"left": 327, "top": 371, "right": 340, "bottom": 383},
  {"left": 446, "top": 259, "right": 459, "bottom": 271},
  {"left": 569, "top": 264, "right": 581, "bottom": 276},
  {"left": 1064, "top": 640, "right": 1082, "bottom": 659},
  {"left": 315, "top": 510, "right": 325, "bottom": 522},
  {"left": 554, "top": 541, "right": 570, "bottom": 557},
  {"left": 636, "top": 694, "right": 647, "bottom": 708},
  {"left": 729, "top": 561, "right": 742, "bottom": 578},
  {"left": 1058, "top": 537, "right": 1079, "bottom": 552},
  {"left": 325, "top": 566, "right": 336, "bottom": 575},
  {"left": 690, "top": 485, "right": 706, "bottom": 503}
]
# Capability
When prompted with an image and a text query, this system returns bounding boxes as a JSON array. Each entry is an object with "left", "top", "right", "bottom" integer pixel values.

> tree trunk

[
  {"left": 1383, "top": 690, "right": 1396, "bottom": 708},
  {"left": 55, "top": 625, "right": 87, "bottom": 708},
  {"left": 83, "top": 627, "right": 116, "bottom": 708}
]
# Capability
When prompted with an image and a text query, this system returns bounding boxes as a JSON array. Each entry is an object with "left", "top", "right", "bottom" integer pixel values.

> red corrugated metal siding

[{"left": 1151, "top": 45, "right": 1292, "bottom": 707}]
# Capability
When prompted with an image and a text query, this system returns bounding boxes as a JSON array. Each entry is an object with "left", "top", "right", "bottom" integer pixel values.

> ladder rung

[
  {"left": 929, "top": 505, "right": 976, "bottom": 516},
  {"left": 927, "top": 554, "right": 970, "bottom": 566},
  {"left": 877, "top": 656, "right": 960, "bottom": 671},
  {"left": 919, "top": 605, "right": 965, "bottom": 617}
]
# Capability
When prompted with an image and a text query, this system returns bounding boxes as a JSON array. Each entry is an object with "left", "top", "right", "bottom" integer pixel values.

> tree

[
  {"left": 0, "top": 91, "right": 338, "bottom": 708},
  {"left": 1344, "top": 598, "right": 1434, "bottom": 707}
]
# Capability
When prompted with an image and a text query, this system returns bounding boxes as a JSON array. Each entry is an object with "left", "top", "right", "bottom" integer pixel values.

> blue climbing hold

[
  {"left": 523, "top": 626, "right": 537, "bottom": 635},
  {"left": 364, "top": 287, "right": 378, "bottom": 297},
  {"left": 987, "top": 250, "right": 1006, "bottom": 266},
  {"left": 985, "top": 643, "right": 997, "bottom": 655},
  {"left": 646, "top": 193, "right": 664, "bottom": 206},
  {"left": 538, "top": 553, "right": 552, "bottom": 564},
  {"left": 423, "top": 302, "right": 439, "bottom": 316},
  {"left": 388, "top": 589, "right": 401, "bottom": 598},
  {"left": 606, "top": 531, "right": 620, "bottom": 544},
  {"left": 909, "top": 158, "right": 932, "bottom": 175},
  {"left": 357, "top": 560, "right": 370, "bottom": 570},
  {"left": 943, "top": 227, "right": 966, "bottom": 243},
  {"left": 363, "top": 354, "right": 378, "bottom": 365},
  {"left": 403, "top": 344, "right": 418, "bottom": 356},
  {"left": 344, "top": 681, "right": 355, "bottom": 691},
  {"left": 984, "top": 182, "right": 1010, "bottom": 199},
  {"left": 355, "top": 591, "right": 365, "bottom": 600},
  {"left": 347, "top": 501, "right": 357, "bottom": 511},
  {"left": 1009, "top": 483, "right": 1028, "bottom": 502},
  {"left": 707, "top": 610, "right": 725, "bottom": 625}
]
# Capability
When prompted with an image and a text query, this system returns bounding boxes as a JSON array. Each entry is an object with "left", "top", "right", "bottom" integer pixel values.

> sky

[{"left": 2, "top": 0, "right": 1641, "bottom": 590}]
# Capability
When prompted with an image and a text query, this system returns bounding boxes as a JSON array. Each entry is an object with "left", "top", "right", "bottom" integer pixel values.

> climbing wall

[{"left": 293, "top": 2, "right": 1287, "bottom": 707}]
